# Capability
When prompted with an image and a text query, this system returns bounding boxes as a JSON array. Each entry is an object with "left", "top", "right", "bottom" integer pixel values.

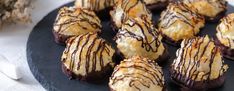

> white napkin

[{"left": 0, "top": 0, "right": 72, "bottom": 91}]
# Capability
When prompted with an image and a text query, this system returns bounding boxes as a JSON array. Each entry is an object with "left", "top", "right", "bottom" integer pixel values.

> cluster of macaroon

[{"left": 52, "top": 0, "right": 233, "bottom": 91}]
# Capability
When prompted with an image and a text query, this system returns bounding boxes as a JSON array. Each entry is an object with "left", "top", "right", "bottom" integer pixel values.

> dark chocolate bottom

[
  {"left": 204, "top": 4, "right": 227, "bottom": 23},
  {"left": 109, "top": 85, "right": 167, "bottom": 91},
  {"left": 214, "top": 38, "right": 234, "bottom": 60},
  {"left": 157, "top": 44, "right": 169, "bottom": 65},
  {"left": 52, "top": 31, "right": 71, "bottom": 45},
  {"left": 161, "top": 33, "right": 181, "bottom": 47},
  {"left": 109, "top": 19, "right": 119, "bottom": 34},
  {"left": 96, "top": 7, "right": 112, "bottom": 21},
  {"left": 53, "top": 31, "right": 102, "bottom": 45},
  {"left": 62, "top": 63, "right": 113, "bottom": 83},
  {"left": 147, "top": 1, "right": 171, "bottom": 12},
  {"left": 170, "top": 68, "right": 226, "bottom": 91}
]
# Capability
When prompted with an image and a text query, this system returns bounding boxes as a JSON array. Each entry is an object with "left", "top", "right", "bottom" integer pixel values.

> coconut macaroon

[
  {"left": 109, "top": 56, "right": 166, "bottom": 91},
  {"left": 110, "top": 0, "right": 152, "bottom": 31},
  {"left": 158, "top": 2, "right": 205, "bottom": 45},
  {"left": 170, "top": 36, "right": 228, "bottom": 91},
  {"left": 183, "top": 0, "right": 227, "bottom": 22},
  {"left": 61, "top": 33, "right": 116, "bottom": 81},
  {"left": 74, "top": 0, "right": 114, "bottom": 11},
  {"left": 216, "top": 13, "right": 234, "bottom": 60},
  {"left": 115, "top": 17, "right": 167, "bottom": 62},
  {"left": 53, "top": 7, "right": 102, "bottom": 44}
]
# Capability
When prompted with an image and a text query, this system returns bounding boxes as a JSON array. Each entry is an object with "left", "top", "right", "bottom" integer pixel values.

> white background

[{"left": 0, "top": 0, "right": 233, "bottom": 91}]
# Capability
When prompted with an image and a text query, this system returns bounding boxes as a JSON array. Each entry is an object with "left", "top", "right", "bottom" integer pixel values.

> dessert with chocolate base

[
  {"left": 109, "top": 56, "right": 166, "bottom": 91},
  {"left": 115, "top": 17, "right": 167, "bottom": 63},
  {"left": 170, "top": 36, "right": 229, "bottom": 91},
  {"left": 215, "top": 13, "right": 234, "bottom": 60},
  {"left": 183, "top": 0, "right": 227, "bottom": 22},
  {"left": 158, "top": 2, "right": 205, "bottom": 46},
  {"left": 61, "top": 33, "right": 116, "bottom": 81},
  {"left": 53, "top": 7, "right": 102, "bottom": 44}
]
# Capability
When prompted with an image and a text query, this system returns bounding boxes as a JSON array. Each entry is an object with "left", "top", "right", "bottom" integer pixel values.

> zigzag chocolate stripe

[
  {"left": 75, "top": 0, "right": 114, "bottom": 11},
  {"left": 171, "top": 36, "right": 228, "bottom": 87},
  {"left": 109, "top": 56, "right": 164, "bottom": 91},
  {"left": 116, "top": 17, "right": 162, "bottom": 52},
  {"left": 184, "top": 0, "right": 226, "bottom": 9},
  {"left": 119, "top": 0, "right": 152, "bottom": 17},
  {"left": 61, "top": 33, "right": 115, "bottom": 77},
  {"left": 110, "top": 0, "right": 152, "bottom": 29},
  {"left": 159, "top": 2, "right": 203, "bottom": 32},
  {"left": 216, "top": 13, "right": 234, "bottom": 48},
  {"left": 53, "top": 7, "right": 101, "bottom": 35},
  {"left": 75, "top": 0, "right": 169, "bottom": 11}
]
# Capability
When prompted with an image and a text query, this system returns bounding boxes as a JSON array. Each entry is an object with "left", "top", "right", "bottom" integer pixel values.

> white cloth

[
  {"left": 0, "top": 0, "right": 72, "bottom": 91},
  {"left": 0, "top": 0, "right": 233, "bottom": 91}
]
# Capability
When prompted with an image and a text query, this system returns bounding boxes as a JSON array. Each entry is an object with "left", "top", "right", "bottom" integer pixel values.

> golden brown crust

[
  {"left": 215, "top": 13, "right": 234, "bottom": 60},
  {"left": 109, "top": 56, "right": 165, "bottom": 91},
  {"left": 183, "top": 0, "right": 227, "bottom": 21},
  {"left": 115, "top": 17, "right": 166, "bottom": 61},
  {"left": 61, "top": 33, "right": 116, "bottom": 81},
  {"left": 53, "top": 7, "right": 102, "bottom": 44},
  {"left": 75, "top": 0, "right": 114, "bottom": 11},
  {"left": 110, "top": 0, "right": 152, "bottom": 30},
  {"left": 216, "top": 13, "right": 234, "bottom": 49},
  {"left": 158, "top": 2, "right": 205, "bottom": 43},
  {"left": 171, "top": 36, "right": 228, "bottom": 90}
]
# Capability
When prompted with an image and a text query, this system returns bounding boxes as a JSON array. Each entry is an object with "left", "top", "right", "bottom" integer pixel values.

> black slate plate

[{"left": 27, "top": 2, "right": 234, "bottom": 91}]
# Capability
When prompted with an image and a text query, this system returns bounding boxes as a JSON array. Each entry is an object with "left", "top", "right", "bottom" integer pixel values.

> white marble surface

[{"left": 0, "top": 0, "right": 233, "bottom": 91}]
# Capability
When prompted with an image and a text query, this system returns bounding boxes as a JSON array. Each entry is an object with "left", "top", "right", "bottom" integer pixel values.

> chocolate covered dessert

[
  {"left": 158, "top": 2, "right": 205, "bottom": 45},
  {"left": 170, "top": 36, "right": 229, "bottom": 90},
  {"left": 216, "top": 13, "right": 234, "bottom": 60},
  {"left": 61, "top": 33, "right": 116, "bottom": 81},
  {"left": 53, "top": 7, "right": 101, "bottom": 44},
  {"left": 183, "top": 0, "right": 227, "bottom": 22},
  {"left": 115, "top": 17, "right": 167, "bottom": 62},
  {"left": 109, "top": 56, "right": 166, "bottom": 91},
  {"left": 110, "top": 0, "right": 152, "bottom": 32}
]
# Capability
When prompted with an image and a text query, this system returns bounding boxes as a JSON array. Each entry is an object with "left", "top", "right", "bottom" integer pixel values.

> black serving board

[{"left": 27, "top": 2, "right": 234, "bottom": 91}]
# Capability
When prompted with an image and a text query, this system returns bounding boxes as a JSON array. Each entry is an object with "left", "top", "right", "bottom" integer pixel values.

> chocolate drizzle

[
  {"left": 75, "top": 0, "right": 114, "bottom": 11},
  {"left": 61, "top": 33, "right": 115, "bottom": 80},
  {"left": 158, "top": 2, "right": 204, "bottom": 42},
  {"left": 215, "top": 13, "right": 234, "bottom": 60},
  {"left": 216, "top": 13, "right": 234, "bottom": 48},
  {"left": 53, "top": 7, "right": 101, "bottom": 43},
  {"left": 116, "top": 17, "right": 161, "bottom": 52},
  {"left": 110, "top": 0, "right": 152, "bottom": 29},
  {"left": 159, "top": 2, "right": 202, "bottom": 29},
  {"left": 171, "top": 36, "right": 228, "bottom": 89},
  {"left": 109, "top": 56, "right": 165, "bottom": 91},
  {"left": 183, "top": 0, "right": 227, "bottom": 21}
]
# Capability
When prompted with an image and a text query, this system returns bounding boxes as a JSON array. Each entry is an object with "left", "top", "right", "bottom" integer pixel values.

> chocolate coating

[
  {"left": 115, "top": 17, "right": 166, "bottom": 62},
  {"left": 183, "top": 0, "right": 227, "bottom": 22},
  {"left": 171, "top": 36, "right": 228, "bottom": 90},
  {"left": 145, "top": 0, "right": 171, "bottom": 11},
  {"left": 75, "top": 0, "right": 114, "bottom": 11},
  {"left": 110, "top": 0, "right": 152, "bottom": 30},
  {"left": 53, "top": 7, "right": 102, "bottom": 44},
  {"left": 215, "top": 13, "right": 234, "bottom": 60},
  {"left": 109, "top": 56, "right": 165, "bottom": 91},
  {"left": 158, "top": 2, "right": 205, "bottom": 44},
  {"left": 61, "top": 33, "right": 116, "bottom": 81}
]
